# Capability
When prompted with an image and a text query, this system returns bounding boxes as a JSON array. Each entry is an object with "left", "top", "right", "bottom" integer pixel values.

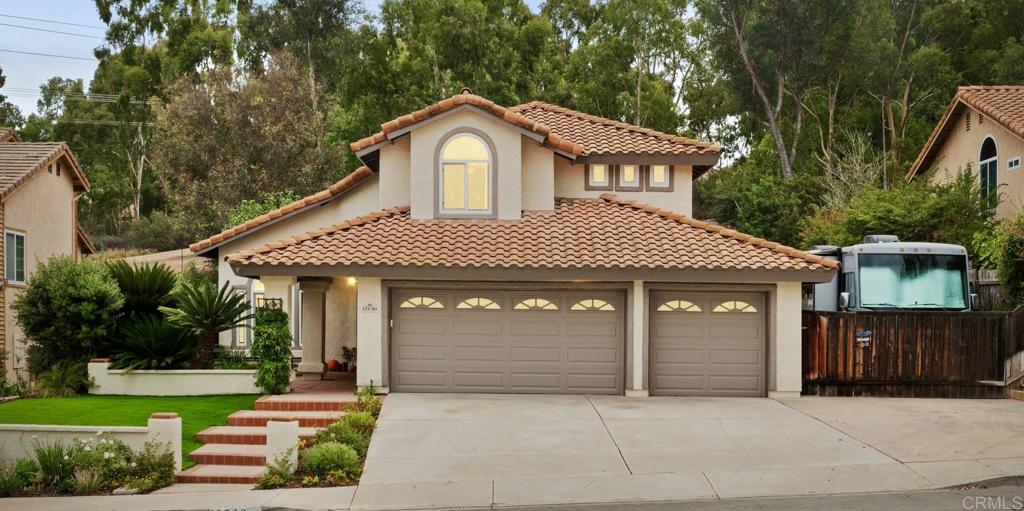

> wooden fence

[{"left": 802, "top": 308, "right": 1024, "bottom": 398}]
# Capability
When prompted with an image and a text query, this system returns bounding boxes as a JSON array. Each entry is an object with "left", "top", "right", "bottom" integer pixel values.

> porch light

[{"left": 347, "top": 276, "right": 358, "bottom": 286}]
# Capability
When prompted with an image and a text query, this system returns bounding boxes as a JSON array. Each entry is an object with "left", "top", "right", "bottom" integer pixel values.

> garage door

[
  {"left": 390, "top": 288, "right": 624, "bottom": 394},
  {"left": 650, "top": 292, "right": 766, "bottom": 396}
]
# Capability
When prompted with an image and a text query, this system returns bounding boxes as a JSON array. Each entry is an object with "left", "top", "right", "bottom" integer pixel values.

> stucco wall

[
  {"left": 552, "top": 157, "right": 694, "bottom": 216},
  {"left": 409, "top": 108, "right": 523, "bottom": 220},
  {"left": 88, "top": 360, "right": 261, "bottom": 396},
  {"left": 521, "top": 139, "right": 555, "bottom": 211},
  {"left": 769, "top": 281, "right": 803, "bottom": 397},
  {"left": 324, "top": 277, "right": 357, "bottom": 364},
  {"left": 378, "top": 135, "right": 411, "bottom": 209},
  {"left": 926, "top": 107, "right": 1024, "bottom": 219},
  {"left": 4, "top": 157, "right": 76, "bottom": 378}
]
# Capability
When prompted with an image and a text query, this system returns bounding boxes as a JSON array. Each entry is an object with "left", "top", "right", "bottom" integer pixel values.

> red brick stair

[{"left": 176, "top": 390, "right": 355, "bottom": 485}]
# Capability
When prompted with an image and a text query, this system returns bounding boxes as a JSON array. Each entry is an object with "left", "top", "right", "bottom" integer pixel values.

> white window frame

[
  {"left": 647, "top": 164, "right": 672, "bottom": 190},
  {"left": 585, "top": 163, "right": 612, "bottom": 190},
  {"left": 4, "top": 230, "right": 25, "bottom": 285},
  {"left": 1008, "top": 156, "right": 1021, "bottom": 171},
  {"left": 980, "top": 136, "right": 998, "bottom": 200},
  {"left": 439, "top": 132, "right": 493, "bottom": 215},
  {"left": 616, "top": 164, "right": 642, "bottom": 191}
]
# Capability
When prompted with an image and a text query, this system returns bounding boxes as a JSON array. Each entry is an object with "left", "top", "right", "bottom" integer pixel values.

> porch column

[
  {"left": 356, "top": 277, "right": 384, "bottom": 390},
  {"left": 296, "top": 281, "right": 329, "bottom": 374},
  {"left": 626, "top": 280, "right": 649, "bottom": 397},
  {"left": 769, "top": 281, "right": 802, "bottom": 399}
]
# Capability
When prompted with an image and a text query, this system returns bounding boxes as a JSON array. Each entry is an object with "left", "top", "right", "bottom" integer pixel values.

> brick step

[
  {"left": 226, "top": 410, "right": 343, "bottom": 428},
  {"left": 189, "top": 443, "right": 266, "bottom": 466},
  {"left": 196, "top": 425, "right": 319, "bottom": 445},
  {"left": 175, "top": 464, "right": 266, "bottom": 484},
  {"left": 1010, "top": 388, "right": 1024, "bottom": 401},
  {"left": 256, "top": 395, "right": 354, "bottom": 411}
]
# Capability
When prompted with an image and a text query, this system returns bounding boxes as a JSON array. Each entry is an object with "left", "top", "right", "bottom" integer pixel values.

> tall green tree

[{"left": 0, "top": 66, "right": 24, "bottom": 128}]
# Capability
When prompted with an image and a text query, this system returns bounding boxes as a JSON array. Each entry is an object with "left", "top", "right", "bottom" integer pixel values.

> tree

[
  {"left": 226, "top": 190, "right": 301, "bottom": 229},
  {"left": 152, "top": 54, "right": 340, "bottom": 239},
  {"left": 0, "top": 66, "right": 24, "bottom": 128},
  {"left": 160, "top": 281, "right": 253, "bottom": 369}
]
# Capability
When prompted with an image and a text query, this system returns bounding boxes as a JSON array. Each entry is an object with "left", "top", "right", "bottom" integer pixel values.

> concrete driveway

[{"left": 352, "top": 394, "right": 1024, "bottom": 509}]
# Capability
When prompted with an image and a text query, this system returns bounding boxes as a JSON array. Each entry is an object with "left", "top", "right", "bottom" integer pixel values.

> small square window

[
  {"left": 585, "top": 163, "right": 612, "bottom": 190},
  {"left": 616, "top": 164, "right": 642, "bottom": 191},
  {"left": 647, "top": 165, "right": 672, "bottom": 191},
  {"left": 1009, "top": 156, "right": 1021, "bottom": 171}
]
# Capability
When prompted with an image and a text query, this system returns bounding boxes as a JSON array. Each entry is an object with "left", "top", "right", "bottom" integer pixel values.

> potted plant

[{"left": 342, "top": 347, "right": 357, "bottom": 373}]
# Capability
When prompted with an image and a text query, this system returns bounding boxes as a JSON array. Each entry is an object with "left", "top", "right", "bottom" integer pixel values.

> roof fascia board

[{"left": 385, "top": 104, "right": 548, "bottom": 144}]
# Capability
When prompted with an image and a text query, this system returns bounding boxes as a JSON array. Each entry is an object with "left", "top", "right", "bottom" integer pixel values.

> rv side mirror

[
  {"left": 839, "top": 292, "right": 850, "bottom": 310},
  {"left": 970, "top": 293, "right": 979, "bottom": 311}
]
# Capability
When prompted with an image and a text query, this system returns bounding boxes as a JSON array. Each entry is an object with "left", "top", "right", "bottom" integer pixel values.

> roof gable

[
  {"left": 0, "top": 142, "right": 89, "bottom": 199},
  {"left": 907, "top": 86, "right": 1024, "bottom": 180},
  {"left": 227, "top": 194, "right": 836, "bottom": 273}
]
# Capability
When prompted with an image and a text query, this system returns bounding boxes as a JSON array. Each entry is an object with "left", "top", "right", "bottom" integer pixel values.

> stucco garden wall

[{"left": 88, "top": 360, "right": 261, "bottom": 396}]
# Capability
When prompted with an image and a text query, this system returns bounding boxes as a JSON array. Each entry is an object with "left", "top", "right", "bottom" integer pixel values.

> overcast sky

[{"left": 0, "top": 0, "right": 546, "bottom": 117}]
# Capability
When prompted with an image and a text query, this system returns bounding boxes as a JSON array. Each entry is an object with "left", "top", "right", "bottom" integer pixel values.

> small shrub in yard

[
  {"left": 160, "top": 281, "right": 253, "bottom": 368},
  {"left": 301, "top": 442, "right": 360, "bottom": 478},
  {"left": 33, "top": 440, "right": 81, "bottom": 493},
  {"left": 33, "top": 360, "right": 92, "bottom": 397},
  {"left": 314, "top": 412, "right": 376, "bottom": 456},
  {"left": 0, "top": 459, "right": 37, "bottom": 497},
  {"left": 355, "top": 383, "right": 383, "bottom": 417},
  {"left": 256, "top": 450, "right": 297, "bottom": 490},
  {"left": 73, "top": 468, "right": 104, "bottom": 495},
  {"left": 111, "top": 314, "right": 197, "bottom": 370},
  {"left": 118, "top": 441, "right": 176, "bottom": 493},
  {"left": 250, "top": 306, "right": 294, "bottom": 394}
]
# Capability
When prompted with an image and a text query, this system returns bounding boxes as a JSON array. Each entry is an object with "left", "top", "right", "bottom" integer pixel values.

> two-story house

[
  {"left": 0, "top": 130, "right": 93, "bottom": 378},
  {"left": 191, "top": 90, "right": 836, "bottom": 398},
  {"left": 907, "top": 85, "right": 1024, "bottom": 218}
]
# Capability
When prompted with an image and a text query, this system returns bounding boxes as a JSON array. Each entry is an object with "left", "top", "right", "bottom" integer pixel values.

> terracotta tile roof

[
  {"left": 350, "top": 90, "right": 584, "bottom": 157},
  {"left": 190, "top": 166, "right": 374, "bottom": 253},
  {"left": 0, "top": 142, "right": 89, "bottom": 198},
  {"left": 0, "top": 127, "right": 19, "bottom": 143},
  {"left": 228, "top": 194, "right": 836, "bottom": 272},
  {"left": 509, "top": 102, "right": 721, "bottom": 156},
  {"left": 908, "top": 85, "right": 1024, "bottom": 180}
]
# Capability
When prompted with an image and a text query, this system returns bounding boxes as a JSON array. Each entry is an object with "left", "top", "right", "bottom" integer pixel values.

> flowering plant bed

[{"left": 256, "top": 385, "right": 382, "bottom": 489}]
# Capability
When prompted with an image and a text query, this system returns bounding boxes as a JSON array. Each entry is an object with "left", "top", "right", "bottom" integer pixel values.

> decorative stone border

[
  {"left": 0, "top": 412, "right": 183, "bottom": 471},
  {"left": 88, "top": 359, "right": 261, "bottom": 396}
]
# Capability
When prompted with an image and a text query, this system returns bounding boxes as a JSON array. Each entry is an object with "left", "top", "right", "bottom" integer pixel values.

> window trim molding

[
  {"left": 615, "top": 164, "right": 643, "bottom": 191},
  {"left": 4, "top": 229, "right": 26, "bottom": 286},
  {"left": 1008, "top": 155, "right": 1021, "bottom": 172},
  {"left": 980, "top": 135, "right": 998, "bottom": 200},
  {"left": 433, "top": 128, "right": 498, "bottom": 219},
  {"left": 584, "top": 163, "right": 614, "bottom": 191},
  {"left": 645, "top": 164, "right": 674, "bottom": 191}
]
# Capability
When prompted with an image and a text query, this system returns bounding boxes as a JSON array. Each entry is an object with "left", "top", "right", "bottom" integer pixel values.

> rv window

[{"left": 857, "top": 254, "right": 967, "bottom": 310}]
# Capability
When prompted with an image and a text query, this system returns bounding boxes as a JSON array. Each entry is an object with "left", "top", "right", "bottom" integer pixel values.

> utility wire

[
  {"left": 0, "top": 22, "right": 103, "bottom": 39},
  {"left": 0, "top": 48, "right": 97, "bottom": 61},
  {"left": 0, "top": 13, "right": 105, "bottom": 30}
]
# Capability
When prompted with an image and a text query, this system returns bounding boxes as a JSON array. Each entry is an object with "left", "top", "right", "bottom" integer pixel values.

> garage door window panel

[
  {"left": 455, "top": 297, "right": 502, "bottom": 310},
  {"left": 399, "top": 296, "right": 446, "bottom": 309},
  {"left": 712, "top": 300, "right": 758, "bottom": 313},
  {"left": 570, "top": 298, "right": 616, "bottom": 311},
  {"left": 657, "top": 300, "right": 702, "bottom": 312},
  {"left": 513, "top": 298, "right": 559, "bottom": 310}
]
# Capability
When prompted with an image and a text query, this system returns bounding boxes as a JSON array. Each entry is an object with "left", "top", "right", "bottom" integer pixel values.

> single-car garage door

[
  {"left": 650, "top": 292, "right": 766, "bottom": 396},
  {"left": 390, "top": 288, "right": 624, "bottom": 394}
]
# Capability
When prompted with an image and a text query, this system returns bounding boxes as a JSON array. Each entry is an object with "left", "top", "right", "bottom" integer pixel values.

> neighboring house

[
  {"left": 0, "top": 132, "right": 93, "bottom": 378},
  {"left": 192, "top": 90, "right": 837, "bottom": 398},
  {"left": 907, "top": 85, "right": 1024, "bottom": 218}
]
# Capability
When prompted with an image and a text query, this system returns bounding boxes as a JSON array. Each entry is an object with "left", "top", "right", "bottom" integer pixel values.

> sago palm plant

[
  {"left": 107, "top": 260, "right": 178, "bottom": 316},
  {"left": 112, "top": 314, "right": 197, "bottom": 370},
  {"left": 160, "top": 282, "right": 254, "bottom": 368}
]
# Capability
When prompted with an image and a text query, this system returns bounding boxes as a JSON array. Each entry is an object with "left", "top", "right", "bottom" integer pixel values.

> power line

[
  {"left": 0, "top": 13, "right": 105, "bottom": 30},
  {"left": 0, "top": 48, "right": 97, "bottom": 61},
  {"left": 0, "top": 22, "right": 103, "bottom": 39}
]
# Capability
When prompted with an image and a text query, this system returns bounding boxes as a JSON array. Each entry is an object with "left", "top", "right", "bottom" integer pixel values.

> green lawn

[{"left": 0, "top": 394, "right": 259, "bottom": 468}]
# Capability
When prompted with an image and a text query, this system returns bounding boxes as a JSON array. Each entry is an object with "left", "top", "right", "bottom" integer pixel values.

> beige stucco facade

[
  {"left": 925, "top": 107, "right": 1024, "bottom": 219},
  {"left": 3, "top": 155, "right": 78, "bottom": 378}
]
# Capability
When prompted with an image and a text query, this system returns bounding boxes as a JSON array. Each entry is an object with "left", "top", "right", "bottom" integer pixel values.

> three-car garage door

[
  {"left": 390, "top": 288, "right": 625, "bottom": 394},
  {"left": 650, "top": 292, "right": 766, "bottom": 396}
]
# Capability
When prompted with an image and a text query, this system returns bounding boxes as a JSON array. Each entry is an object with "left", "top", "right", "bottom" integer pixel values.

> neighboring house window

[
  {"left": 647, "top": 164, "right": 672, "bottom": 191},
  {"left": 616, "top": 164, "right": 642, "bottom": 191},
  {"left": 980, "top": 137, "right": 998, "bottom": 202},
  {"left": 4, "top": 231, "right": 25, "bottom": 284},
  {"left": 585, "top": 163, "right": 612, "bottom": 190},
  {"left": 1008, "top": 156, "right": 1021, "bottom": 171},
  {"left": 440, "top": 133, "right": 491, "bottom": 214}
]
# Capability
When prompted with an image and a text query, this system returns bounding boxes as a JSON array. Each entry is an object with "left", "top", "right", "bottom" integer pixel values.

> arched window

[
  {"left": 656, "top": 300, "right": 701, "bottom": 312},
  {"left": 570, "top": 299, "right": 616, "bottom": 311},
  {"left": 399, "top": 296, "right": 444, "bottom": 309},
  {"left": 980, "top": 137, "right": 998, "bottom": 202},
  {"left": 712, "top": 300, "right": 758, "bottom": 313},
  {"left": 440, "top": 133, "right": 491, "bottom": 213},
  {"left": 514, "top": 298, "right": 559, "bottom": 310},
  {"left": 456, "top": 297, "right": 501, "bottom": 310}
]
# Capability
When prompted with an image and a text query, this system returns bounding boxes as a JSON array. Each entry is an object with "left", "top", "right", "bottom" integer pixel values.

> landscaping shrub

[
  {"left": 256, "top": 450, "right": 297, "bottom": 489},
  {"left": 33, "top": 440, "right": 81, "bottom": 493},
  {"left": 356, "top": 383, "right": 383, "bottom": 417},
  {"left": 160, "top": 281, "right": 253, "bottom": 368},
  {"left": 250, "top": 306, "right": 293, "bottom": 394},
  {"left": 73, "top": 468, "right": 104, "bottom": 495},
  {"left": 111, "top": 314, "right": 197, "bottom": 370},
  {"left": 994, "top": 212, "right": 1024, "bottom": 307},
  {"left": 34, "top": 361, "right": 91, "bottom": 397},
  {"left": 119, "top": 441, "right": 176, "bottom": 493},
  {"left": 314, "top": 412, "right": 376, "bottom": 456},
  {"left": 0, "top": 349, "right": 29, "bottom": 398},
  {"left": 0, "top": 459, "right": 36, "bottom": 497},
  {"left": 301, "top": 442, "right": 360, "bottom": 477},
  {"left": 13, "top": 256, "right": 124, "bottom": 373},
  {"left": 212, "top": 346, "right": 255, "bottom": 369},
  {"left": 107, "top": 261, "right": 178, "bottom": 316}
]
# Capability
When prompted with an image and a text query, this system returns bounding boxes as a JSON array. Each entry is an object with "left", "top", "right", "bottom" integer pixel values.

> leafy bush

[
  {"left": 123, "top": 212, "right": 194, "bottom": 252},
  {"left": 119, "top": 441, "right": 176, "bottom": 493},
  {"left": 301, "top": 442, "right": 360, "bottom": 477},
  {"left": 0, "top": 349, "right": 29, "bottom": 398},
  {"left": 74, "top": 468, "right": 104, "bottom": 495},
  {"left": 111, "top": 314, "right": 198, "bottom": 370},
  {"left": 356, "top": 383, "right": 383, "bottom": 417},
  {"left": 12, "top": 256, "right": 124, "bottom": 372},
  {"left": 0, "top": 459, "right": 36, "bottom": 497},
  {"left": 250, "top": 306, "right": 293, "bottom": 394},
  {"left": 994, "top": 213, "right": 1024, "bottom": 307},
  {"left": 314, "top": 412, "right": 376, "bottom": 456},
  {"left": 179, "top": 261, "right": 217, "bottom": 289},
  {"left": 34, "top": 361, "right": 91, "bottom": 397},
  {"left": 33, "top": 440, "right": 81, "bottom": 493},
  {"left": 225, "top": 190, "right": 300, "bottom": 229},
  {"left": 213, "top": 346, "right": 255, "bottom": 369},
  {"left": 160, "top": 281, "right": 253, "bottom": 368},
  {"left": 108, "top": 261, "right": 178, "bottom": 316},
  {"left": 256, "top": 450, "right": 297, "bottom": 489}
]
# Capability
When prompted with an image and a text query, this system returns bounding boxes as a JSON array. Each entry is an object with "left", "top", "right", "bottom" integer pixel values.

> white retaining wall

[{"left": 88, "top": 359, "right": 261, "bottom": 396}]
